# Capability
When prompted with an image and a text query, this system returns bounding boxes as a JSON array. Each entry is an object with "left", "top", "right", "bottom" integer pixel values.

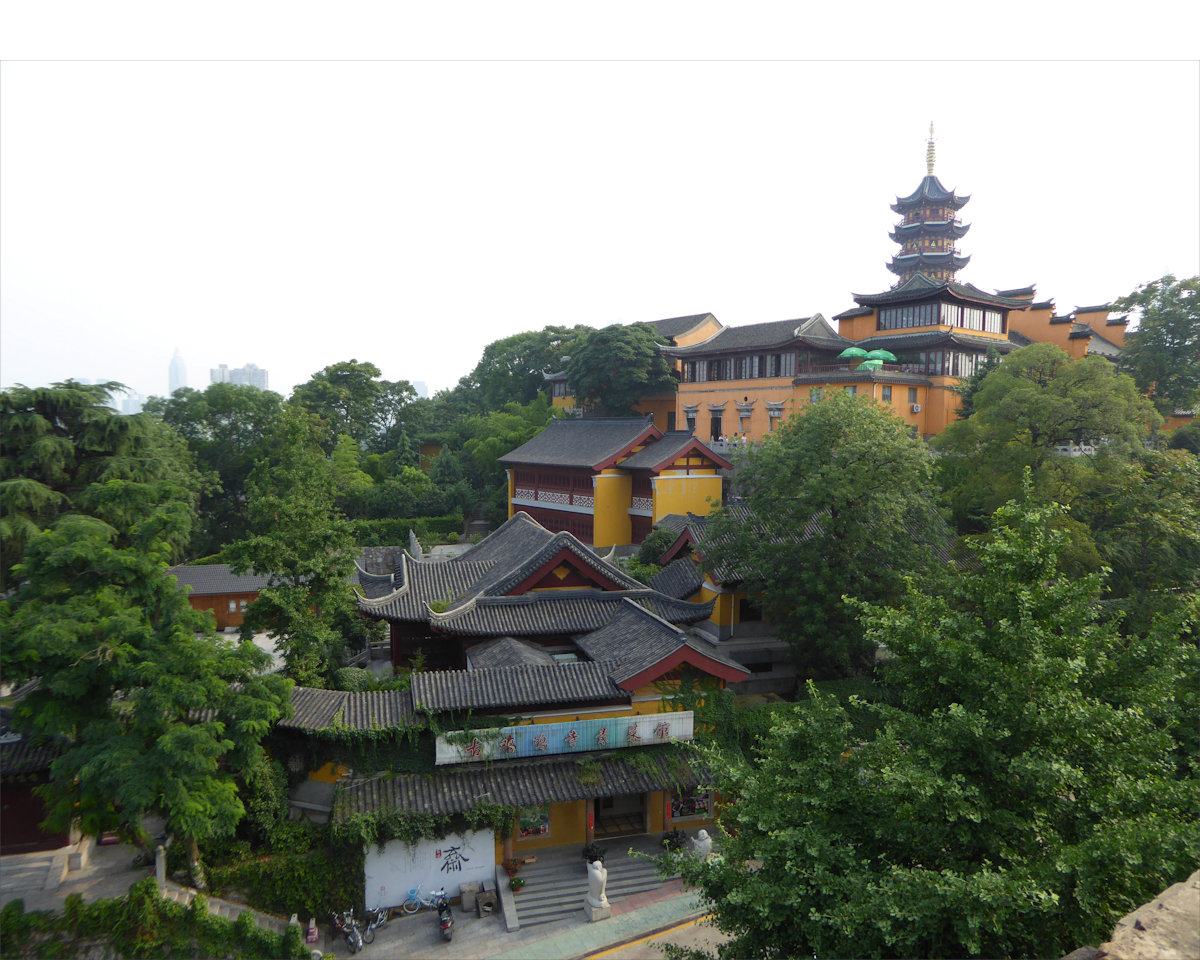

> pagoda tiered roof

[
  {"left": 891, "top": 174, "right": 970, "bottom": 212},
  {"left": 889, "top": 219, "right": 969, "bottom": 242},
  {"left": 887, "top": 251, "right": 971, "bottom": 277}
]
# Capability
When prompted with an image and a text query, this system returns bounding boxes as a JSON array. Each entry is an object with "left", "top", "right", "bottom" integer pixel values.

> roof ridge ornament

[{"left": 926, "top": 121, "right": 936, "bottom": 176}]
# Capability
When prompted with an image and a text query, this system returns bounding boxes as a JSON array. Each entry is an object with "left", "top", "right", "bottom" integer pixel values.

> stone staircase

[
  {"left": 159, "top": 880, "right": 290, "bottom": 937},
  {"left": 511, "top": 842, "right": 679, "bottom": 929}
]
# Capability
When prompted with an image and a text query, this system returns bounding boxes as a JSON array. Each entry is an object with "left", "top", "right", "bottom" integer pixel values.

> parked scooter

[
  {"left": 330, "top": 908, "right": 363, "bottom": 954},
  {"left": 432, "top": 887, "right": 454, "bottom": 942}
]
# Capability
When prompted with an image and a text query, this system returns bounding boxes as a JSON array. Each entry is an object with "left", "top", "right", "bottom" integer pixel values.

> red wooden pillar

[
  {"left": 663, "top": 790, "right": 674, "bottom": 833},
  {"left": 585, "top": 799, "right": 595, "bottom": 845}
]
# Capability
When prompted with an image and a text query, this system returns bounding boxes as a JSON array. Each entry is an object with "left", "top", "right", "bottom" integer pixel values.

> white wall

[{"left": 363, "top": 830, "right": 496, "bottom": 911}]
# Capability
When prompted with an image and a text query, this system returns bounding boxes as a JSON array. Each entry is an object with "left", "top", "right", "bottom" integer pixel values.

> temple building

[
  {"left": 497, "top": 416, "right": 730, "bottom": 548},
  {"left": 546, "top": 126, "right": 1135, "bottom": 441}
]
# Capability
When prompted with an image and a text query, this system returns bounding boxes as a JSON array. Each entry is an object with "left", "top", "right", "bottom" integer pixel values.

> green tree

[
  {"left": 1113, "top": 274, "right": 1200, "bottom": 418},
  {"left": 0, "top": 382, "right": 290, "bottom": 886},
  {"left": 565, "top": 323, "right": 676, "bottom": 416},
  {"left": 224, "top": 407, "right": 362, "bottom": 686},
  {"left": 290, "top": 359, "right": 415, "bottom": 451},
  {"left": 144, "top": 382, "right": 288, "bottom": 556},
  {"left": 700, "top": 390, "right": 943, "bottom": 678},
  {"left": 469, "top": 325, "right": 592, "bottom": 409},
  {"left": 935, "top": 342, "right": 1158, "bottom": 534},
  {"left": 1, "top": 380, "right": 201, "bottom": 584},
  {"left": 673, "top": 491, "right": 1199, "bottom": 959}
]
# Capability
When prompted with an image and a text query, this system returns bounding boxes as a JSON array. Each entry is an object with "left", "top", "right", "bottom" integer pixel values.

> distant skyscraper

[
  {"left": 121, "top": 391, "right": 145, "bottom": 415},
  {"left": 168, "top": 349, "right": 187, "bottom": 395},
  {"left": 211, "top": 362, "right": 269, "bottom": 390},
  {"left": 411, "top": 380, "right": 429, "bottom": 398}
]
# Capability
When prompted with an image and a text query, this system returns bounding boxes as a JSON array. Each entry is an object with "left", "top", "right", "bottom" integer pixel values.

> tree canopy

[
  {"left": 935, "top": 342, "right": 1158, "bottom": 534},
  {"left": 1113, "top": 274, "right": 1200, "bottom": 418},
  {"left": 290, "top": 359, "right": 415, "bottom": 452},
  {"left": 673, "top": 490, "right": 1199, "bottom": 959},
  {"left": 699, "top": 390, "right": 943, "bottom": 678},
  {"left": 468, "top": 325, "right": 591, "bottom": 409},
  {"left": 564, "top": 323, "right": 676, "bottom": 416},
  {"left": 0, "top": 382, "right": 290, "bottom": 885},
  {"left": 144, "top": 382, "right": 288, "bottom": 556},
  {"left": 224, "top": 406, "right": 365, "bottom": 687}
]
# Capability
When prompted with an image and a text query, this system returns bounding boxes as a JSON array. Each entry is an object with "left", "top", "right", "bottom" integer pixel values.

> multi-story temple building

[{"left": 548, "top": 128, "right": 1131, "bottom": 441}]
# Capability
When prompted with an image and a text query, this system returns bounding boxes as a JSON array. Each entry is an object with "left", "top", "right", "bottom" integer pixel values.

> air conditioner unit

[{"left": 911, "top": 403, "right": 922, "bottom": 413}]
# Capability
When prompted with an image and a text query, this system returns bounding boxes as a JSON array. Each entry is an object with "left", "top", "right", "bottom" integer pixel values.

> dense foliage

[
  {"left": 1114, "top": 274, "right": 1200, "bottom": 418},
  {"left": 0, "top": 881, "right": 310, "bottom": 960},
  {"left": 672, "top": 491, "right": 1199, "bottom": 959},
  {"left": 1, "top": 382, "right": 292, "bottom": 886},
  {"left": 565, "top": 322, "right": 677, "bottom": 415},
  {"left": 700, "top": 390, "right": 944, "bottom": 678}
]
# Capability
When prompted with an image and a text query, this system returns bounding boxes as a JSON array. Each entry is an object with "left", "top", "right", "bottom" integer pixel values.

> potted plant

[
  {"left": 501, "top": 857, "right": 522, "bottom": 878},
  {"left": 662, "top": 828, "right": 687, "bottom": 852},
  {"left": 581, "top": 842, "right": 607, "bottom": 865},
  {"left": 509, "top": 876, "right": 525, "bottom": 892}
]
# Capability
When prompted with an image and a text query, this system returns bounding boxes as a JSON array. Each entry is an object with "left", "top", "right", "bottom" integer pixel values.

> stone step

[{"left": 513, "top": 862, "right": 678, "bottom": 928}]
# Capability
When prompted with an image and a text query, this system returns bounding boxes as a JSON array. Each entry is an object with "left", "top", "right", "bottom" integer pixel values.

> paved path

[{"left": 1, "top": 841, "right": 711, "bottom": 960}]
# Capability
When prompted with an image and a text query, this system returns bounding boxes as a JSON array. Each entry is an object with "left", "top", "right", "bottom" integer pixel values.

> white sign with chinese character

[
  {"left": 435, "top": 711, "right": 694, "bottom": 765},
  {"left": 363, "top": 829, "right": 495, "bottom": 911}
]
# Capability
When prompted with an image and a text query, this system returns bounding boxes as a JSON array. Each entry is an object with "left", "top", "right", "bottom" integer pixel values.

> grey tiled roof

[
  {"left": 649, "top": 556, "right": 705, "bottom": 599},
  {"left": 644, "top": 313, "right": 719, "bottom": 340},
  {"left": 169, "top": 564, "right": 273, "bottom": 594},
  {"left": 618, "top": 433, "right": 731, "bottom": 472},
  {"left": 498, "top": 416, "right": 658, "bottom": 468},
  {"left": 792, "top": 370, "right": 931, "bottom": 386},
  {"left": 851, "top": 330, "right": 1018, "bottom": 353},
  {"left": 411, "top": 662, "right": 627, "bottom": 712},
  {"left": 0, "top": 739, "right": 60, "bottom": 775},
  {"left": 891, "top": 174, "right": 969, "bottom": 209},
  {"left": 573, "top": 600, "right": 748, "bottom": 685},
  {"left": 428, "top": 591, "right": 715, "bottom": 637},
  {"left": 1007, "top": 330, "right": 1035, "bottom": 347},
  {"left": 455, "top": 511, "right": 558, "bottom": 565},
  {"left": 279, "top": 687, "right": 421, "bottom": 733},
  {"left": 852, "top": 274, "right": 1028, "bottom": 309},
  {"left": 333, "top": 752, "right": 707, "bottom": 820},
  {"left": 356, "top": 554, "right": 496, "bottom": 620},
  {"left": 665, "top": 317, "right": 827, "bottom": 356},
  {"left": 466, "top": 637, "right": 556, "bottom": 669},
  {"left": 358, "top": 546, "right": 403, "bottom": 576},
  {"left": 994, "top": 286, "right": 1036, "bottom": 298}
]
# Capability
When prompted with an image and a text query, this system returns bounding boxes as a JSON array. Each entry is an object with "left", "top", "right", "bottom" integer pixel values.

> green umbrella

[
  {"left": 865, "top": 349, "right": 898, "bottom": 362},
  {"left": 858, "top": 359, "right": 884, "bottom": 370},
  {"left": 837, "top": 347, "right": 869, "bottom": 359}
]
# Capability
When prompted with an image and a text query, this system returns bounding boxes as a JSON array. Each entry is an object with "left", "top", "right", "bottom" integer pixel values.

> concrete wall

[{"left": 363, "top": 830, "right": 496, "bottom": 911}]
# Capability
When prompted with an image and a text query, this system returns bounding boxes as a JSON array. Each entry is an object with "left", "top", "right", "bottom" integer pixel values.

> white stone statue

[
  {"left": 692, "top": 828, "right": 712, "bottom": 860},
  {"left": 586, "top": 859, "right": 609, "bottom": 908}
]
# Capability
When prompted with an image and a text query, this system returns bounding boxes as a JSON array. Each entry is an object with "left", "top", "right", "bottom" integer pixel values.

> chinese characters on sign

[
  {"left": 437, "top": 846, "right": 470, "bottom": 872},
  {"left": 434, "top": 712, "right": 694, "bottom": 764}
]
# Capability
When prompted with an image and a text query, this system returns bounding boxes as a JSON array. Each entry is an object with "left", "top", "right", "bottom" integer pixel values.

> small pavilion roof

[
  {"left": 168, "top": 564, "right": 273, "bottom": 595},
  {"left": 279, "top": 687, "right": 421, "bottom": 733},
  {"left": 649, "top": 556, "right": 705, "bottom": 600},
  {"left": 466, "top": 637, "right": 557, "bottom": 669},
  {"left": 995, "top": 285, "right": 1037, "bottom": 299}
]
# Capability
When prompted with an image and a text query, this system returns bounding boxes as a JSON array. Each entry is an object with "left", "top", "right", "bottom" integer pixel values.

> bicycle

[
  {"left": 401, "top": 883, "right": 442, "bottom": 914},
  {"left": 362, "top": 906, "right": 392, "bottom": 944}
]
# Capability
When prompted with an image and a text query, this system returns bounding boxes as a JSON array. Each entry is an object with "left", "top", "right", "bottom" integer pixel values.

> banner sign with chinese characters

[{"left": 435, "top": 711, "right": 694, "bottom": 765}]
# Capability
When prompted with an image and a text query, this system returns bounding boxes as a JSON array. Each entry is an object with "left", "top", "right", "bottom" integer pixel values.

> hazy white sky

[{"left": 2, "top": 11, "right": 1198, "bottom": 400}]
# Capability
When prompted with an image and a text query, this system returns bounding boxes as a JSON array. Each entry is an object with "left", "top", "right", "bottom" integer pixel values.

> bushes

[
  {"left": 207, "top": 840, "right": 364, "bottom": 921},
  {"left": 350, "top": 513, "right": 463, "bottom": 547},
  {"left": 0, "top": 880, "right": 310, "bottom": 959}
]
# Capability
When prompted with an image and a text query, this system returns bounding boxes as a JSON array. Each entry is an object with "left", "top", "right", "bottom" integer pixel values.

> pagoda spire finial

[{"left": 926, "top": 121, "right": 936, "bottom": 176}]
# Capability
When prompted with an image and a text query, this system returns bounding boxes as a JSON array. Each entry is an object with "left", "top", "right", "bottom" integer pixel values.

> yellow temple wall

[
  {"left": 592, "top": 470, "right": 632, "bottom": 548},
  {"left": 676, "top": 380, "right": 797, "bottom": 440},
  {"left": 634, "top": 393, "right": 679, "bottom": 431},
  {"left": 837, "top": 310, "right": 879, "bottom": 340},
  {"left": 674, "top": 316, "right": 724, "bottom": 346},
  {"left": 652, "top": 473, "right": 723, "bottom": 522},
  {"left": 506, "top": 470, "right": 516, "bottom": 519}
]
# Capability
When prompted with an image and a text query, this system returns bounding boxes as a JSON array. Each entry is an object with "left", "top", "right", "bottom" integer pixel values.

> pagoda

[{"left": 887, "top": 123, "right": 970, "bottom": 285}]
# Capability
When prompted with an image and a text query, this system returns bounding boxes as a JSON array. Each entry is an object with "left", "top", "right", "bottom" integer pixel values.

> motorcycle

[
  {"left": 329, "top": 908, "right": 363, "bottom": 954},
  {"left": 432, "top": 887, "right": 454, "bottom": 942}
]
